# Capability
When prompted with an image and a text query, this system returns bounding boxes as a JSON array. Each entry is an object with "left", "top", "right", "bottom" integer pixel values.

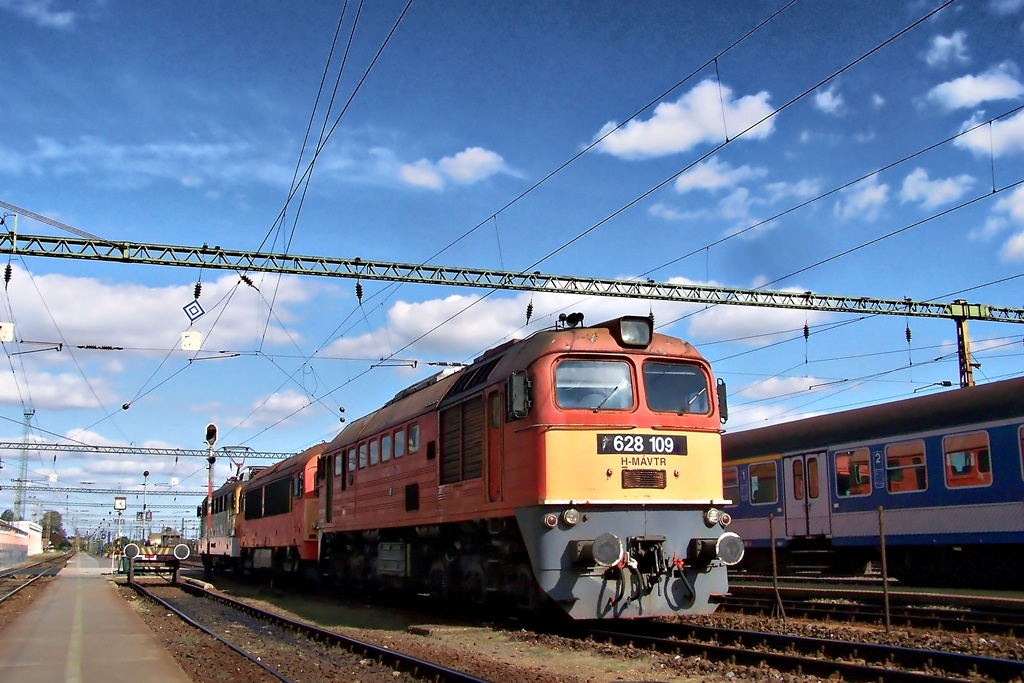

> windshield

[
  {"left": 643, "top": 361, "right": 711, "bottom": 414},
  {"left": 554, "top": 360, "right": 634, "bottom": 410}
]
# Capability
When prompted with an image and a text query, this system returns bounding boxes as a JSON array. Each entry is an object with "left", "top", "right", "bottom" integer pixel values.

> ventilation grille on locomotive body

[{"left": 622, "top": 469, "right": 667, "bottom": 489}]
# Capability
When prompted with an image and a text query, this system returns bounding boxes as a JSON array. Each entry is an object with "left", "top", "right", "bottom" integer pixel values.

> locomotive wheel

[{"left": 427, "top": 560, "right": 451, "bottom": 601}]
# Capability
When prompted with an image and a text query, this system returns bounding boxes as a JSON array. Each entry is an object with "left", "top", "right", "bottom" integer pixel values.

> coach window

[
  {"left": 835, "top": 448, "right": 871, "bottom": 497},
  {"left": 370, "top": 439, "right": 380, "bottom": 466},
  {"left": 885, "top": 441, "right": 927, "bottom": 493},
  {"left": 723, "top": 466, "right": 739, "bottom": 506},
  {"left": 382, "top": 434, "right": 392, "bottom": 462},
  {"left": 394, "top": 429, "right": 405, "bottom": 458},
  {"left": 807, "top": 458, "right": 820, "bottom": 498},
  {"left": 554, "top": 359, "right": 634, "bottom": 410},
  {"left": 792, "top": 460, "right": 804, "bottom": 501},
  {"left": 334, "top": 453, "right": 344, "bottom": 477},
  {"left": 358, "top": 442, "right": 368, "bottom": 469},
  {"left": 347, "top": 447, "right": 356, "bottom": 472},
  {"left": 408, "top": 424, "right": 421, "bottom": 454},
  {"left": 943, "top": 431, "right": 992, "bottom": 489},
  {"left": 749, "top": 461, "right": 778, "bottom": 505}
]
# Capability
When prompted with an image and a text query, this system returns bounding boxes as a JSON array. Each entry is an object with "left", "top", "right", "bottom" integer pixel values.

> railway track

[
  {"left": 585, "top": 619, "right": 1024, "bottom": 683},
  {"left": 0, "top": 553, "right": 70, "bottom": 604},
  {"left": 727, "top": 580, "right": 1024, "bottom": 633},
  {"left": 126, "top": 578, "right": 492, "bottom": 683}
]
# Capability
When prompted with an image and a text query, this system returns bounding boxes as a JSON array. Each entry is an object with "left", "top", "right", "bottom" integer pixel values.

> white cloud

[
  {"left": 954, "top": 109, "right": 1024, "bottom": 156},
  {"left": 990, "top": 0, "right": 1024, "bottom": 15},
  {"left": 0, "top": 136, "right": 293, "bottom": 190},
  {"left": 871, "top": 94, "right": 885, "bottom": 109},
  {"left": 0, "top": 268, "right": 311, "bottom": 350},
  {"left": 398, "top": 147, "right": 512, "bottom": 190},
  {"left": 0, "top": 369, "right": 108, "bottom": 409},
  {"left": 673, "top": 158, "right": 767, "bottom": 193},
  {"left": 648, "top": 203, "right": 710, "bottom": 222},
  {"left": 718, "top": 188, "right": 756, "bottom": 221},
  {"left": 595, "top": 80, "right": 774, "bottom": 159},
  {"left": 814, "top": 85, "right": 844, "bottom": 115},
  {"left": 993, "top": 184, "right": 1024, "bottom": 223},
  {"left": 228, "top": 389, "right": 312, "bottom": 429},
  {"left": 991, "top": 186, "right": 1024, "bottom": 261},
  {"left": 764, "top": 178, "right": 821, "bottom": 203},
  {"left": 927, "top": 61, "right": 1024, "bottom": 110},
  {"left": 0, "top": 0, "right": 73, "bottom": 29},
  {"left": 925, "top": 31, "right": 969, "bottom": 67},
  {"left": 833, "top": 174, "right": 889, "bottom": 221},
  {"left": 899, "top": 167, "right": 975, "bottom": 208},
  {"left": 1000, "top": 230, "right": 1024, "bottom": 261},
  {"left": 398, "top": 159, "right": 444, "bottom": 190},
  {"left": 970, "top": 215, "right": 1009, "bottom": 241}
]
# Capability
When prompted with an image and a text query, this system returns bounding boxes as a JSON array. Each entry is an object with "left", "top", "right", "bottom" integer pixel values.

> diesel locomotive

[{"left": 201, "top": 314, "right": 743, "bottom": 618}]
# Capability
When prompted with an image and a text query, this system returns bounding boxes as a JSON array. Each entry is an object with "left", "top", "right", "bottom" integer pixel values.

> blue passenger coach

[{"left": 722, "top": 377, "right": 1024, "bottom": 586}]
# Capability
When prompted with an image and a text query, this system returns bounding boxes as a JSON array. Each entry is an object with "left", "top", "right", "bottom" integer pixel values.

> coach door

[
  {"left": 783, "top": 452, "right": 832, "bottom": 537},
  {"left": 486, "top": 390, "right": 503, "bottom": 502}
]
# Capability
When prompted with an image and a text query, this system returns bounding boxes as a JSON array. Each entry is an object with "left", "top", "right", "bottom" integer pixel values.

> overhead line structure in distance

[
  {"left": 0, "top": 442, "right": 294, "bottom": 459},
  {"left": 2, "top": 230, "right": 1023, "bottom": 387}
]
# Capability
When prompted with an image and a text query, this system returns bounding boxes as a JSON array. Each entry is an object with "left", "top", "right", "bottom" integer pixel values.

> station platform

[{"left": 0, "top": 552, "right": 191, "bottom": 683}]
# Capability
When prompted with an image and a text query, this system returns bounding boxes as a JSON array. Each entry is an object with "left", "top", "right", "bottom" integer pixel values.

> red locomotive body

[
  {"left": 316, "top": 315, "right": 742, "bottom": 618},
  {"left": 236, "top": 443, "right": 325, "bottom": 575}
]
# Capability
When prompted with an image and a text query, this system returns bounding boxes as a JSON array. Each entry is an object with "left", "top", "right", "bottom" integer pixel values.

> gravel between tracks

[
  {"left": 3, "top": 568, "right": 1022, "bottom": 682},
  {"left": 117, "top": 577, "right": 1024, "bottom": 683}
]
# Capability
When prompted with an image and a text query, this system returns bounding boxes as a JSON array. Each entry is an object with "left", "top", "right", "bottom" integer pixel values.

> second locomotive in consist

[{"left": 315, "top": 314, "right": 742, "bottom": 618}]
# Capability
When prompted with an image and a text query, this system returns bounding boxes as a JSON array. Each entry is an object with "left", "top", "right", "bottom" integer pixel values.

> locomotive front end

[{"left": 511, "top": 315, "right": 742, "bottom": 618}]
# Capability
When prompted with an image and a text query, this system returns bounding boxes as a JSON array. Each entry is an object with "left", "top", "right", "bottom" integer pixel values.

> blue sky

[{"left": 1, "top": 0, "right": 1023, "bottom": 534}]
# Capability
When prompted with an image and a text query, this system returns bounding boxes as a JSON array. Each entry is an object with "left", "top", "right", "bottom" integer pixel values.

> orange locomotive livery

[
  {"left": 200, "top": 315, "right": 742, "bottom": 618},
  {"left": 316, "top": 315, "right": 742, "bottom": 618}
]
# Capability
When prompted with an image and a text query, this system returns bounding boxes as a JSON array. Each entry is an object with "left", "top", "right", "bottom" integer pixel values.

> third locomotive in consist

[{"left": 201, "top": 314, "right": 743, "bottom": 618}]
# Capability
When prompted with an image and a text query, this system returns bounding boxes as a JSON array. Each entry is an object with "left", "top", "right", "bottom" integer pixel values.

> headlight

[
  {"left": 562, "top": 508, "right": 580, "bottom": 526},
  {"left": 703, "top": 507, "right": 722, "bottom": 527},
  {"left": 716, "top": 531, "right": 745, "bottom": 566},
  {"left": 591, "top": 532, "right": 625, "bottom": 567}
]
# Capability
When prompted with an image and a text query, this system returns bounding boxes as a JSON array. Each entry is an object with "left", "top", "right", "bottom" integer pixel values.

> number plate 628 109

[{"left": 596, "top": 434, "right": 687, "bottom": 455}]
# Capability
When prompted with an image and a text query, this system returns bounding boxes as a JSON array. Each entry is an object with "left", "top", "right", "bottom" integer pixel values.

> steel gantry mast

[{"left": 1, "top": 230, "right": 1023, "bottom": 387}]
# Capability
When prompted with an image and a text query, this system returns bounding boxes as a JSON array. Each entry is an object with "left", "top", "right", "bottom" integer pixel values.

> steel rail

[
  {"left": 589, "top": 620, "right": 1024, "bottom": 683},
  {"left": 165, "top": 581, "right": 491, "bottom": 683},
  {"left": 723, "top": 592, "right": 1024, "bottom": 634},
  {"left": 3, "top": 232, "right": 1023, "bottom": 323},
  {"left": 0, "top": 555, "right": 69, "bottom": 603},
  {"left": 127, "top": 581, "right": 296, "bottom": 683}
]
